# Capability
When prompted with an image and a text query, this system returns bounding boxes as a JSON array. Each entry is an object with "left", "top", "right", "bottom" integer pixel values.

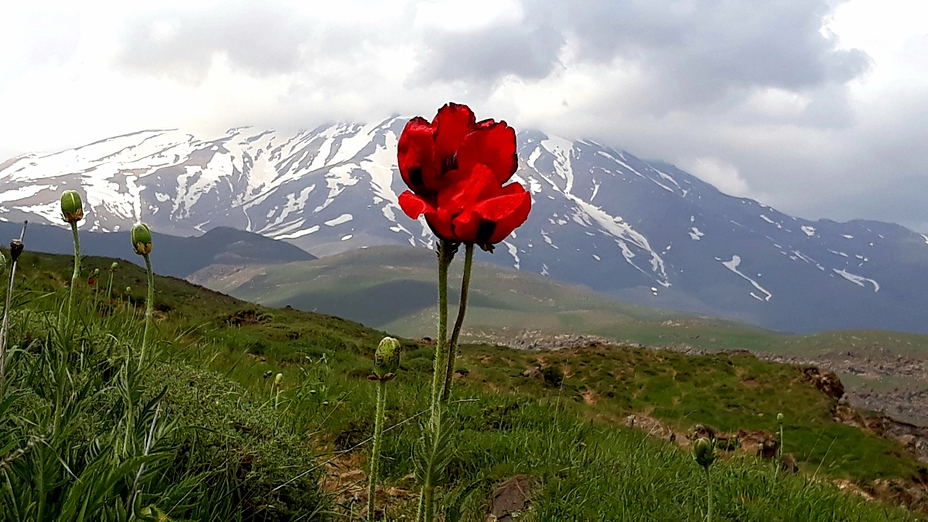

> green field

[{"left": 2, "top": 247, "right": 926, "bottom": 520}]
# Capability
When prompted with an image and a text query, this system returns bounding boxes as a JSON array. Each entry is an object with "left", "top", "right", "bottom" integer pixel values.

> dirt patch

[
  {"left": 489, "top": 475, "right": 538, "bottom": 521},
  {"left": 581, "top": 390, "right": 597, "bottom": 405}
]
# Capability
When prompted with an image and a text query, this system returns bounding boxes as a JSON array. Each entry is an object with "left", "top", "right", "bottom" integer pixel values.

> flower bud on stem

[
  {"left": 61, "top": 190, "right": 84, "bottom": 321},
  {"left": 1, "top": 221, "right": 27, "bottom": 394},
  {"left": 131, "top": 223, "right": 155, "bottom": 367},
  {"left": 693, "top": 437, "right": 716, "bottom": 522},
  {"left": 368, "top": 337, "right": 401, "bottom": 521}
]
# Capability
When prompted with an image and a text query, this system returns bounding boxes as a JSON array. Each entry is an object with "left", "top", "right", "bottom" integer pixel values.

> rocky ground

[{"left": 467, "top": 328, "right": 928, "bottom": 426}]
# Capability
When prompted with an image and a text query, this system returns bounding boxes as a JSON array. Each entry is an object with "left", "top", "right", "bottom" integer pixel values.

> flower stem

[
  {"left": 68, "top": 221, "right": 81, "bottom": 321},
  {"left": 106, "top": 271, "right": 114, "bottom": 303},
  {"left": 1, "top": 223, "right": 27, "bottom": 394},
  {"left": 0, "top": 257, "right": 16, "bottom": 391},
  {"left": 419, "top": 240, "right": 455, "bottom": 521},
  {"left": 706, "top": 466, "right": 713, "bottom": 522},
  {"left": 429, "top": 240, "right": 452, "bottom": 424},
  {"left": 441, "top": 243, "right": 473, "bottom": 402},
  {"left": 141, "top": 253, "right": 154, "bottom": 367},
  {"left": 368, "top": 379, "right": 387, "bottom": 521}
]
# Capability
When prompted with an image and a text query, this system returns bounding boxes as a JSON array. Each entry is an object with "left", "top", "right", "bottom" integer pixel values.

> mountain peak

[{"left": 3, "top": 123, "right": 928, "bottom": 334}]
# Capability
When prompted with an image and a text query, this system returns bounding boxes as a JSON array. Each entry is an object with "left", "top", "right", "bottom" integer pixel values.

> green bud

[
  {"left": 110, "top": 261, "right": 119, "bottom": 271},
  {"left": 125, "top": 286, "right": 132, "bottom": 294},
  {"left": 777, "top": 413, "right": 784, "bottom": 425},
  {"left": 60, "top": 190, "right": 84, "bottom": 223},
  {"left": 693, "top": 437, "right": 716, "bottom": 469},
  {"left": 91, "top": 268, "right": 100, "bottom": 276},
  {"left": 131, "top": 223, "right": 153, "bottom": 255},
  {"left": 274, "top": 372, "right": 283, "bottom": 385},
  {"left": 374, "top": 336, "right": 401, "bottom": 379}
]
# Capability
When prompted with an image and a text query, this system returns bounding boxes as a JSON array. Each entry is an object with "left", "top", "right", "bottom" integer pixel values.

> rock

[
  {"left": 521, "top": 367, "right": 543, "bottom": 379},
  {"left": 802, "top": 367, "right": 845, "bottom": 399},
  {"left": 489, "top": 475, "right": 537, "bottom": 521}
]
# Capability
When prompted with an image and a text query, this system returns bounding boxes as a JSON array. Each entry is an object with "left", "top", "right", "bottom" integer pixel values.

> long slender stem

[
  {"left": 441, "top": 243, "right": 473, "bottom": 402},
  {"left": 419, "top": 241, "right": 454, "bottom": 522},
  {"left": 68, "top": 221, "right": 81, "bottom": 321},
  {"left": 0, "top": 258, "right": 16, "bottom": 390},
  {"left": 428, "top": 241, "right": 451, "bottom": 424},
  {"left": 706, "top": 467, "right": 713, "bottom": 522},
  {"left": 1, "top": 223, "right": 27, "bottom": 393},
  {"left": 368, "top": 379, "right": 387, "bottom": 521},
  {"left": 106, "top": 271, "right": 114, "bottom": 303},
  {"left": 141, "top": 254, "right": 154, "bottom": 367},
  {"left": 417, "top": 404, "right": 441, "bottom": 522}
]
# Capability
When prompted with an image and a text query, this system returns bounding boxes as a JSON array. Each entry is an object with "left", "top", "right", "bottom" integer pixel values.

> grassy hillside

[
  {"left": 189, "top": 245, "right": 778, "bottom": 346},
  {"left": 2, "top": 247, "right": 926, "bottom": 519}
]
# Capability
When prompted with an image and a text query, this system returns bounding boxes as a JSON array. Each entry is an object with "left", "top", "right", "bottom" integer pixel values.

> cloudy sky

[{"left": 2, "top": 1, "right": 927, "bottom": 230}]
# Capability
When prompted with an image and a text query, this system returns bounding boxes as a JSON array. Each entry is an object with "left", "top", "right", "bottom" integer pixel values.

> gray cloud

[
  {"left": 116, "top": 1, "right": 311, "bottom": 82},
  {"left": 410, "top": 0, "right": 869, "bottom": 118},
  {"left": 414, "top": 16, "right": 563, "bottom": 83}
]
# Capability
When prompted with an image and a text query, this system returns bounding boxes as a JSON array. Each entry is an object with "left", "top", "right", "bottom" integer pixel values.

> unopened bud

[
  {"left": 275, "top": 372, "right": 283, "bottom": 386},
  {"left": 10, "top": 240, "right": 23, "bottom": 262},
  {"left": 60, "top": 190, "right": 84, "bottom": 223},
  {"left": 125, "top": 286, "right": 132, "bottom": 294},
  {"left": 777, "top": 413, "right": 784, "bottom": 425},
  {"left": 131, "top": 223, "right": 153, "bottom": 256},
  {"left": 91, "top": 268, "right": 100, "bottom": 276},
  {"left": 110, "top": 261, "right": 119, "bottom": 271},
  {"left": 374, "top": 337, "right": 401, "bottom": 379},
  {"left": 693, "top": 437, "right": 716, "bottom": 469}
]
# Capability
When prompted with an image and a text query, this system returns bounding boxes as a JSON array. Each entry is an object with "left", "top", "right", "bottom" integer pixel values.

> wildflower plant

[
  {"left": 61, "top": 190, "right": 84, "bottom": 318},
  {"left": 777, "top": 412, "right": 785, "bottom": 460},
  {"left": 131, "top": 222, "right": 155, "bottom": 364},
  {"left": 694, "top": 437, "right": 717, "bottom": 522},
  {"left": 367, "top": 336, "right": 400, "bottom": 521},
  {"left": 396, "top": 103, "right": 531, "bottom": 520},
  {"left": 106, "top": 261, "right": 118, "bottom": 302},
  {"left": 0, "top": 222, "right": 26, "bottom": 392}
]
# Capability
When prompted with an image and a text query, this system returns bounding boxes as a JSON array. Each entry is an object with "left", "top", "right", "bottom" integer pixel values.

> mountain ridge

[{"left": 2, "top": 120, "right": 927, "bottom": 334}]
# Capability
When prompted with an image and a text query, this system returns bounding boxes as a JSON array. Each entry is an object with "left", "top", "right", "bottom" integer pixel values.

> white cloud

[
  {"left": 1, "top": 0, "right": 927, "bottom": 230},
  {"left": 678, "top": 158, "right": 751, "bottom": 198}
]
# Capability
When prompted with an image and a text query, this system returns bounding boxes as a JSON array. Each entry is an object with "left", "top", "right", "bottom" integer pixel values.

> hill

[
  {"left": 0, "top": 221, "right": 315, "bottom": 277},
  {"left": 2, "top": 247, "right": 927, "bottom": 518}
]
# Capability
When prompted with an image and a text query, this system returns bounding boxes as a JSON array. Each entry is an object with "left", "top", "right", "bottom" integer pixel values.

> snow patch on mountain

[
  {"left": 324, "top": 214, "right": 353, "bottom": 226},
  {"left": 834, "top": 269, "right": 880, "bottom": 292},
  {"left": 720, "top": 255, "right": 772, "bottom": 301}
]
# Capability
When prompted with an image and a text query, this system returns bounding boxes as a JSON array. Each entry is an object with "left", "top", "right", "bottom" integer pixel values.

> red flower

[
  {"left": 398, "top": 103, "right": 531, "bottom": 246},
  {"left": 87, "top": 278, "right": 95, "bottom": 285},
  {"left": 398, "top": 103, "right": 518, "bottom": 194}
]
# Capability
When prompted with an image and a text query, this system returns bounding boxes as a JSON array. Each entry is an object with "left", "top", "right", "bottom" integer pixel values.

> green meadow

[{"left": 0, "top": 248, "right": 924, "bottom": 520}]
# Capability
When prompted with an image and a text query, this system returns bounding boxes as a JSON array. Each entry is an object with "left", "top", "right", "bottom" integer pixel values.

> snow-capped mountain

[{"left": 2, "top": 119, "right": 927, "bottom": 334}]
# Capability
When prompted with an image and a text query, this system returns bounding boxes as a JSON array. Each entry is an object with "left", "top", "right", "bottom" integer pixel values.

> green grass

[{"left": 1, "top": 248, "right": 925, "bottom": 520}]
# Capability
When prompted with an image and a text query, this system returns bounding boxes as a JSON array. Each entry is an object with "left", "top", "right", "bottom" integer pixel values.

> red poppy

[
  {"left": 397, "top": 103, "right": 531, "bottom": 246},
  {"left": 87, "top": 278, "right": 95, "bottom": 285},
  {"left": 397, "top": 103, "right": 518, "bottom": 196}
]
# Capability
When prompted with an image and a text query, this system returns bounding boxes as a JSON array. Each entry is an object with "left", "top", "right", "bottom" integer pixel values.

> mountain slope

[
  {"left": 0, "top": 222, "right": 315, "bottom": 278},
  {"left": 3, "top": 121, "right": 928, "bottom": 333}
]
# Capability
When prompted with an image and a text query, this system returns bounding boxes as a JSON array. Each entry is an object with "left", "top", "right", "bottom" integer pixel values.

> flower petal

[
  {"left": 438, "top": 164, "right": 499, "bottom": 211},
  {"left": 457, "top": 120, "right": 518, "bottom": 184},
  {"left": 398, "top": 191, "right": 434, "bottom": 219},
  {"left": 450, "top": 209, "right": 482, "bottom": 243},
  {"left": 472, "top": 185, "right": 532, "bottom": 244},
  {"left": 397, "top": 117, "right": 439, "bottom": 192},
  {"left": 432, "top": 103, "right": 476, "bottom": 176}
]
